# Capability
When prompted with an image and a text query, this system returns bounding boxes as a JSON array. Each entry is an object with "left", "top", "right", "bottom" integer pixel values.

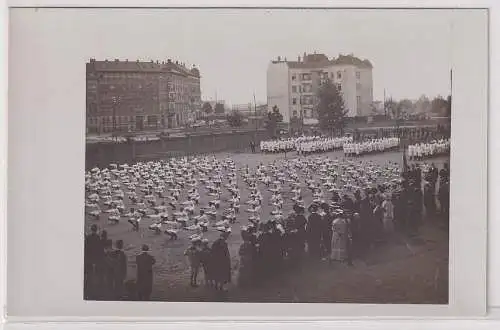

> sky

[{"left": 19, "top": 8, "right": 455, "bottom": 105}]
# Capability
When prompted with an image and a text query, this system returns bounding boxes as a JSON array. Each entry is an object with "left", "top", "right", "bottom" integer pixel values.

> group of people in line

[
  {"left": 342, "top": 138, "right": 400, "bottom": 157},
  {"left": 259, "top": 136, "right": 353, "bottom": 154},
  {"left": 84, "top": 226, "right": 156, "bottom": 300},
  {"left": 407, "top": 139, "right": 450, "bottom": 161},
  {"left": 84, "top": 138, "right": 450, "bottom": 300}
]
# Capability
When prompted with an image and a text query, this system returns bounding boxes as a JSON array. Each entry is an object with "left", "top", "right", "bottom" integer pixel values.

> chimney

[
  {"left": 298, "top": 55, "right": 301, "bottom": 62},
  {"left": 303, "top": 52, "right": 306, "bottom": 59},
  {"left": 125, "top": 59, "right": 128, "bottom": 62},
  {"left": 284, "top": 57, "right": 287, "bottom": 62},
  {"left": 277, "top": 56, "right": 281, "bottom": 62},
  {"left": 150, "top": 60, "right": 154, "bottom": 63},
  {"left": 136, "top": 59, "right": 139, "bottom": 63},
  {"left": 167, "top": 59, "right": 172, "bottom": 63},
  {"left": 114, "top": 59, "right": 119, "bottom": 62},
  {"left": 105, "top": 59, "right": 108, "bottom": 62},
  {"left": 175, "top": 61, "right": 179, "bottom": 64},
  {"left": 156, "top": 60, "right": 159, "bottom": 64}
]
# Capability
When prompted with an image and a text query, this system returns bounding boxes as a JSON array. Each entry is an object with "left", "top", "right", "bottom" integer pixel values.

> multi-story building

[
  {"left": 266, "top": 52, "right": 373, "bottom": 123},
  {"left": 86, "top": 58, "right": 201, "bottom": 134}
]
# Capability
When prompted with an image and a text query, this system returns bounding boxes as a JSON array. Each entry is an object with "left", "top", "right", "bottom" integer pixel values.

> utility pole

[
  {"left": 383, "top": 88, "right": 386, "bottom": 117},
  {"left": 253, "top": 92, "right": 258, "bottom": 141}
]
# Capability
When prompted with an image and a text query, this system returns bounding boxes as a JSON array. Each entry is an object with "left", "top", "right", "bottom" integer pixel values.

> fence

[{"left": 85, "top": 129, "right": 268, "bottom": 169}]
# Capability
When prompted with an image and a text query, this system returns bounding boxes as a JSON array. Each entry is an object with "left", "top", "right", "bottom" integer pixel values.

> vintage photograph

[{"left": 84, "top": 8, "right": 451, "bottom": 304}]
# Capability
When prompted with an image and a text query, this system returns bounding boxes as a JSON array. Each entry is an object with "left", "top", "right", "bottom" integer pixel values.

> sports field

[{"left": 84, "top": 149, "right": 449, "bottom": 303}]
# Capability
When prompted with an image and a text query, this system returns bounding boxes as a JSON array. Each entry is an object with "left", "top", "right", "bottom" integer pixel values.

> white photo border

[{"left": 2, "top": 0, "right": 496, "bottom": 327}]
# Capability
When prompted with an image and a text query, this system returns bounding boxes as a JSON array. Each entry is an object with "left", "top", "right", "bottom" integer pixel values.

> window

[
  {"left": 292, "top": 86, "right": 297, "bottom": 93},
  {"left": 356, "top": 71, "right": 361, "bottom": 79},
  {"left": 302, "top": 73, "right": 311, "bottom": 80},
  {"left": 292, "top": 98, "right": 297, "bottom": 105},
  {"left": 337, "top": 71, "right": 342, "bottom": 79},
  {"left": 330, "top": 72, "right": 334, "bottom": 79},
  {"left": 336, "top": 83, "right": 342, "bottom": 92}
]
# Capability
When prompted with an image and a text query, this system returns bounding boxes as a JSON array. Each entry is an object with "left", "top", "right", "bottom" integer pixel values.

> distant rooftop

[
  {"left": 86, "top": 58, "right": 200, "bottom": 78},
  {"left": 272, "top": 52, "right": 373, "bottom": 69}
]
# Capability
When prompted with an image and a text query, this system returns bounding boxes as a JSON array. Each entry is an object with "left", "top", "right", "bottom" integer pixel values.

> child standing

[
  {"left": 199, "top": 238, "right": 212, "bottom": 287},
  {"left": 184, "top": 237, "right": 202, "bottom": 287}
]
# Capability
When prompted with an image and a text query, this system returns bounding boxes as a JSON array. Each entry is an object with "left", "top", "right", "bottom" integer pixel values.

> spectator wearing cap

[
  {"left": 306, "top": 203, "right": 322, "bottom": 259},
  {"left": 136, "top": 244, "right": 156, "bottom": 300},
  {"left": 210, "top": 229, "right": 232, "bottom": 291}
]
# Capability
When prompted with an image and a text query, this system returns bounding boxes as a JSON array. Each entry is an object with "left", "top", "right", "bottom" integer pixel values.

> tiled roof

[
  {"left": 86, "top": 59, "right": 200, "bottom": 77},
  {"left": 283, "top": 53, "right": 373, "bottom": 69}
]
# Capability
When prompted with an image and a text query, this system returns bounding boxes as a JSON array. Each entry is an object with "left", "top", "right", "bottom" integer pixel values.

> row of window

[
  {"left": 292, "top": 96, "right": 315, "bottom": 105},
  {"left": 291, "top": 71, "right": 362, "bottom": 82},
  {"left": 291, "top": 85, "right": 313, "bottom": 93}
]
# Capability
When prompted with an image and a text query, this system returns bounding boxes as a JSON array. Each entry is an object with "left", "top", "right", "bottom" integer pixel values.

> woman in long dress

[
  {"left": 210, "top": 230, "right": 232, "bottom": 291},
  {"left": 330, "top": 211, "right": 349, "bottom": 263}
]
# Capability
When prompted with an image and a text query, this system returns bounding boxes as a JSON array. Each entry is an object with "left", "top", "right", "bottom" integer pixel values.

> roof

[
  {"left": 283, "top": 53, "right": 373, "bottom": 70},
  {"left": 86, "top": 59, "right": 201, "bottom": 78}
]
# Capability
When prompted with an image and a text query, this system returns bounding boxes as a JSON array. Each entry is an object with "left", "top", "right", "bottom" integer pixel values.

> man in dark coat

[
  {"left": 110, "top": 239, "right": 127, "bottom": 300},
  {"left": 306, "top": 204, "right": 323, "bottom": 259},
  {"left": 320, "top": 203, "right": 333, "bottom": 259},
  {"left": 210, "top": 229, "right": 231, "bottom": 291},
  {"left": 84, "top": 224, "right": 102, "bottom": 299},
  {"left": 439, "top": 179, "right": 450, "bottom": 227},
  {"left": 423, "top": 181, "right": 436, "bottom": 219},
  {"left": 136, "top": 244, "right": 156, "bottom": 300},
  {"left": 293, "top": 205, "right": 307, "bottom": 257}
]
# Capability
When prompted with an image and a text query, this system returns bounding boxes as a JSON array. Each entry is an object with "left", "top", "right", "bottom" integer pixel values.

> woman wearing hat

[
  {"left": 210, "top": 229, "right": 232, "bottom": 291},
  {"left": 330, "top": 209, "right": 349, "bottom": 263}
]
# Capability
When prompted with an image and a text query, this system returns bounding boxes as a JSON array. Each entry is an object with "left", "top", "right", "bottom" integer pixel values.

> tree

[
  {"left": 214, "top": 103, "right": 225, "bottom": 114},
  {"left": 415, "top": 95, "right": 431, "bottom": 113},
  {"left": 316, "top": 79, "right": 348, "bottom": 135},
  {"left": 398, "top": 99, "right": 414, "bottom": 113},
  {"left": 226, "top": 110, "right": 243, "bottom": 127},
  {"left": 202, "top": 102, "right": 213, "bottom": 115},
  {"left": 265, "top": 105, "right": 283, "bottom": 139},
  {"left": 431, "top": 96, "right": 449, "bottom": 115},
  {"left": 385, "top": 98, "right": 402, "bottom": 120}
]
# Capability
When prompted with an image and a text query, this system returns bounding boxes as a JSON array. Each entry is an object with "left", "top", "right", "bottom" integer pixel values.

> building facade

[
  {"left": 266, "top": 52, "right": 373, "bottom": 123},
  {"left": 86, "top": 58, "right": 201, "bottom": 134}
]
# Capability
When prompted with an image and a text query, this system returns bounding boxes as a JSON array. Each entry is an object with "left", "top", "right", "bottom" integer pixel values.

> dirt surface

[{"left": 85, "top": 149, "right": 449, "bottom": 303}]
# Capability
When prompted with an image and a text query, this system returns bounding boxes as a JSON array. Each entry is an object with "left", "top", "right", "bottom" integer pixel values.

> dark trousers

[
  {"left": 137, "top": 280, "right": 153, "bottom": 301},
  {"left": 110, "top": 274, "right": 125, "bottom": 300}
]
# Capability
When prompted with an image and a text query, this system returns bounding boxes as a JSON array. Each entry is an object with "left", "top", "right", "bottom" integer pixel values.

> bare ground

[{"left": 85, "top": 150, "right": 449, "bottom": 303}]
